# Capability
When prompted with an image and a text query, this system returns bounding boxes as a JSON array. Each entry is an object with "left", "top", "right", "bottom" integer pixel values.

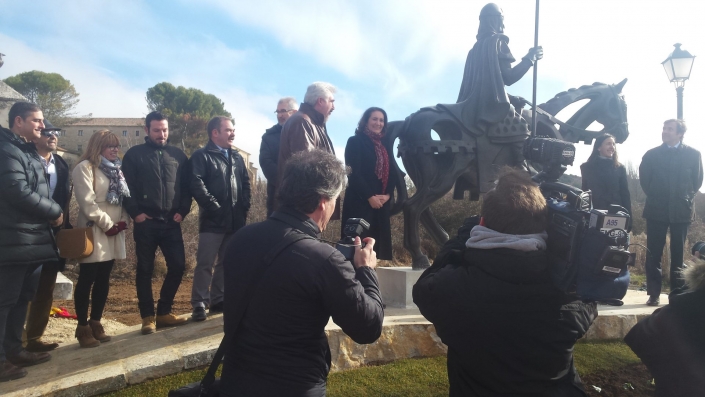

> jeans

[
  {"left": 134, "top": 222, "right": 186, "bottom": 318},
  {"left": 25, "top": 262, "right": 59, "bottom": 343},
  {"left": 74, "top": 261, "right": 114, "bottom": 326},
  {"left": 191, "top": 232, "right": 235, "bottom": 308},
  {"left": 0, "top": 264, "right": 41, "bottom": 361},
  {"left": 645, "top": 220, "right": 689, "bottom": 296}
]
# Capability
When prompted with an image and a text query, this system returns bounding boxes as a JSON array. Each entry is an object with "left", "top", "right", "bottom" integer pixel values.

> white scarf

[{"left": 465, "top": 225, "right": 547, "bottom": 252}]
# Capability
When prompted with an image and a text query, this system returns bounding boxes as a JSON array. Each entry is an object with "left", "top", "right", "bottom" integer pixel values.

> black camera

[
  {"left": 336, "top": 218, "right": 370, "bottom": 261},
  {"left": 524, "top": 137, "right": 631, "bottom": 303},
  {"left": 692, "top": 241, "right": 705, "bottom": 257},
  {"left": 524, "top": 137, "right": 576, "bottom": 183}
]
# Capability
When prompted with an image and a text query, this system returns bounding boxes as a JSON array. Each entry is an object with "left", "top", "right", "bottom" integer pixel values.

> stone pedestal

[
  {"left": 54, "top": 272, "right": 74, "bottom": 300},
  {"left": 376, "top": 267, "right": 424, "bottom": 308}
]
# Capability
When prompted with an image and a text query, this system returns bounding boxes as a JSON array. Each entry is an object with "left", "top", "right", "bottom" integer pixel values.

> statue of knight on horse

[{"left": 386, "top": 3, "right": 629, "bottom": 269}]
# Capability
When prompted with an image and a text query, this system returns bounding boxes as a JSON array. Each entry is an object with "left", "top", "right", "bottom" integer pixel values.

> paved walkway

[{"left": 0, "top": 290, "right": 664, "bottom": 397}]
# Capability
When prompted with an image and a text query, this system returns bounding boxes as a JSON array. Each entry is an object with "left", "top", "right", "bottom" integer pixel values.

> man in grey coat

[{"left": 639, "top": 119, "right": 703, "bottom": 306}]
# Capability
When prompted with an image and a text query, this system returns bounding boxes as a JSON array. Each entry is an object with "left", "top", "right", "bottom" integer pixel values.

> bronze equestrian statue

[{"left": 385, "top": 3, "right": 629, "bottom": 269}]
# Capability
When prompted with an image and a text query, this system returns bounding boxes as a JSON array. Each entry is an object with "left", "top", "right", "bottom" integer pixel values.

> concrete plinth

[
  {"left": 376, "top": 267, "right": 424, "bottom": 308},
  {"left": 53, "top": 272, "right": 73, "bottom": 300}
]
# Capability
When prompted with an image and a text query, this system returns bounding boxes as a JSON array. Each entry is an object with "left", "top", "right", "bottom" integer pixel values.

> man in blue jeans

[
  {"left": 0, "top": 102, "right": 63, "bottom": 381},
  {"left": 122, "top": 111, "right": 192, "bottom": 334}
]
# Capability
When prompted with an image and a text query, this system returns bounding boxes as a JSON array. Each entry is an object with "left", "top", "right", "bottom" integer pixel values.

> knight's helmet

[
  {"left": 479, "top": 3, "right": 503, "bottom": 19},
  {"left": 478, "top": 3, "right": 504, "bottom": 38}
]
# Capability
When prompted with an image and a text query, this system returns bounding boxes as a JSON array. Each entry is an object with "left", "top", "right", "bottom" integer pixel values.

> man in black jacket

[
  {"left": 189, "top": 116, "right": 250, "bottom": 321},
  {"left": 413, "top": 169, "right": 596, "bottom": 397},
  {"left": 639, "top": 119, "right": 703, "bottom": 305},
  {"left": 122, "top": 111, "right": 192, "bottom": 334},
  {"left": 0, "top": 102, "right": 63, "bottom": 382},
  {"left": 220, "top": 149, "right": 383, "bottom": 397},
  {"left": 24, "top": 121, "right": 72, "bottom": 353},
  {"left": 259, "top": 97, "right": 298, "bottom": 216}
]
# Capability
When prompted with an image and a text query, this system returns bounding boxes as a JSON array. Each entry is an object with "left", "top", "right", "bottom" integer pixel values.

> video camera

[
  {"left": 524, "top": 137, "right": 632, "bottom": 304},
  {"left": 335, "top": 218, "right": 370, "bottom": 261}
]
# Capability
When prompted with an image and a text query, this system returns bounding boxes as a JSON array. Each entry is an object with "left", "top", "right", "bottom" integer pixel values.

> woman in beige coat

[{"left": 71, "top": 130, "right": 130, "bottom": 348}]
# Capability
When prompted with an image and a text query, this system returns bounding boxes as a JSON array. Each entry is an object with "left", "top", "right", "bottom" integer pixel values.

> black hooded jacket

[
  {"left": 0, "top": 127, "right": 62, "bottom": 266},
  {"left": 413, "top": 218, "right": 597, "bottom": 396}
]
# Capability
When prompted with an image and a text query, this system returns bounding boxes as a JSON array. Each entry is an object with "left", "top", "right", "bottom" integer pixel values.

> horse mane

[{"left": 544, "top": 82, "right": 609, "bottom": 106}]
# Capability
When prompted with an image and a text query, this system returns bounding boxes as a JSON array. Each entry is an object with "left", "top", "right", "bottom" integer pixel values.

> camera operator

[
  {"left": 413, "top": 168, "right": 597, "bottom": 396},
  {"left": 625, "top": 242, "right": 705, "bottom": 396},
  {"left": 220, "top": 149, "right": 384, "bottom": 397}
]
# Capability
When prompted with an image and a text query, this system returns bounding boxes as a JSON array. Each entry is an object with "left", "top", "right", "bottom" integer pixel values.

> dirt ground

[
  {"left": 582, "top": 363, "right": 656, "bottom": 396},
  {"left": 55, "top": 277, "right": 195, "bottom": 326}
]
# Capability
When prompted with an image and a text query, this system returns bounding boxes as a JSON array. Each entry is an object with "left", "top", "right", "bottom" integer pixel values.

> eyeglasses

[
  {"left": 41, "top": 130, "right": 60, "bottom": 137},
  {"left": 105, "top": 145, "right": 121, "bottom": 150},
  {"left": 274, "top": 109, "right": 293, "bottom": 114}
]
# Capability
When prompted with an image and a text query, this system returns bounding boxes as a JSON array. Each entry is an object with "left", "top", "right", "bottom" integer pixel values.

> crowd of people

[{"left": 0, "top": 8, "right": 703, "bottom": 392}]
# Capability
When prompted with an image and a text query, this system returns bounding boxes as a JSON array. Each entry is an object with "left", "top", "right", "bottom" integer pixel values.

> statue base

[{"left": 377, "top": 267, "right": 425, "bottom": 308}]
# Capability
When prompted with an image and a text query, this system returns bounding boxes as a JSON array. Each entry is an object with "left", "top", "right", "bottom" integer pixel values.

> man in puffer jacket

[
  {"left": 0, "top": 102, "right": 63, "bottom": 382},
  {"left": 413, "top": 168, "right": 597, "bottom": 396},
  {"left": 625, "top": 245, "right": 705, "bottom": 396}
]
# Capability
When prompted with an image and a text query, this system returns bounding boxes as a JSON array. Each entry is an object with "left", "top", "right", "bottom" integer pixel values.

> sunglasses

[{"left": 41, "top": 130, "right": 60, "bottom": 137}]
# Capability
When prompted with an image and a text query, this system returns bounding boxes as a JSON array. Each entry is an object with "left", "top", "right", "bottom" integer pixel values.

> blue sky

[{"left": 1, "top": 0, "right": 704, "bottom": 182}]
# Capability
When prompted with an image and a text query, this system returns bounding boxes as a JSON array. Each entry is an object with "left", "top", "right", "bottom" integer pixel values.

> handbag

[
  {"left": 168, "top": 230, "right": 314, "bottom": 397},
  {"left": 56, "top": 166, "right": 97, "bottom": 259}
]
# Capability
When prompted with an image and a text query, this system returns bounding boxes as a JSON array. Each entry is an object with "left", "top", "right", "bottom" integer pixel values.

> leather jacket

[{"left": 189, "top": 140, "right": 251, "bottom": 233}]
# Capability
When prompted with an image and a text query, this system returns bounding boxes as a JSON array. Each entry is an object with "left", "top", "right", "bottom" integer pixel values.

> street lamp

[{"left": 662, "top": 43, "right": 696, "bottom": 120}]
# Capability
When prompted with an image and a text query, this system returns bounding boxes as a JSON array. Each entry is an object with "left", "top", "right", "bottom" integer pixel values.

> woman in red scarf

[{"left": 341, "top": 107, "right": 397, "bottom": 260}]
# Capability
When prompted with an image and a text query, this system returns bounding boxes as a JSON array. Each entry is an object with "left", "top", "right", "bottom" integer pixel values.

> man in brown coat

[{"left": 277, "top": 82, "right": 340, "bottom": 218}]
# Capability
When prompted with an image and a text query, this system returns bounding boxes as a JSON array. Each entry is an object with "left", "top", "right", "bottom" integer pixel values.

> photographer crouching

[
  {"left": 624, "top": 242, "right": 705, "bottom": 396},
  {"left": 413, "top": 168, "right": 597, "bottom": 396},
  {"left": 220, "top": 149, "right": 384, "bottom": 397}
]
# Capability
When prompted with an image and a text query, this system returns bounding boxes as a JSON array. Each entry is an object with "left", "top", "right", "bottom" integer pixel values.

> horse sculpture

[{"left": 386, "top": 79, "right": 629, "bottom": 269}]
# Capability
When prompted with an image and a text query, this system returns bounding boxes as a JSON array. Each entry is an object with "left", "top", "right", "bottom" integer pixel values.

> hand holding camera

[{"left": 353, "top": 237, "right": 377, "bottom": 269}]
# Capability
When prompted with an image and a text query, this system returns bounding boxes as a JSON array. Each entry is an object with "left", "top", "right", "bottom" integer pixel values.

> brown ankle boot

[
  {"left": 75, "top": 324, "right": 100, "bottom": 348},
  {"left": 141, "top": 316, "right": 156, "bottom": 335},
  {"left": 88, "top": 320, "right": 111, "bottom": 342}
]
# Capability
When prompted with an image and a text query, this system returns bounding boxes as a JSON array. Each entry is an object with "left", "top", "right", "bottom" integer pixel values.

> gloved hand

[
  {"left": 117, "top": 221, "right": 128, "bottom": 232},
  {"left": 524, "top": 46, "right": 543, "bottom": 63},
  {"left": 105, "top": 224, "right": 120, "bottom": 236}
]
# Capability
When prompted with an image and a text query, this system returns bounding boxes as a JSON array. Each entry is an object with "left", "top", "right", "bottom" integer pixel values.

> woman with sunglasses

[{"left": 71, "top": 130, "right": 130, "bottom": 348}]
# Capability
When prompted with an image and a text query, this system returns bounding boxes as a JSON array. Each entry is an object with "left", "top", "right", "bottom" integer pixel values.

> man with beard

[
  {"left": 121, "top": 111, "right": 192, "bottom": 334},
  {"left": 189, "top": 116, "right": 250, "bottom": 321},
  {"left": 278, "top": 82, "right": 338, "bottom": 218},
  {"left": 259, "top": 97, "right": 298, "bottom": 216},
  {"left": 0, "top": 102, "right": 63, "bottom": 381}
]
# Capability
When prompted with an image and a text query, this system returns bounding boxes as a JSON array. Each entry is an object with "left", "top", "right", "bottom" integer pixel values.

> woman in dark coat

[
  {"left": 580, "top": 134, "right": 631, "bottom": 216},
  {"left": 342, "top": 107, "right": 397, "bottom": 260}
]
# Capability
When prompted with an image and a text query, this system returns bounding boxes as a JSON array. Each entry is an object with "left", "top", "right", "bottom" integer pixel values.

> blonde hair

[
  {"left": 481, "top": 167, "right": 548, "bottom": 234},
  {"left": 79, "top": 129, "right": 121, "bottom": 166}
]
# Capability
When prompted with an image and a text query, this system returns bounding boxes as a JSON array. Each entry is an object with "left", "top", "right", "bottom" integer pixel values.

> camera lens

[{"left": 692, "top": 241, "right": 705, "bottom": 256}]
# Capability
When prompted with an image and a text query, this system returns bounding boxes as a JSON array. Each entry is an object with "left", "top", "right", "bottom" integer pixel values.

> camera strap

[{"left": 198, "top": 230, "right": 315, "bottom": 395}]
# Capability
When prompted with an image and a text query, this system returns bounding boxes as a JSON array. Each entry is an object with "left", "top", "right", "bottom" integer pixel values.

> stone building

[{"left": 0, "top": 80, "right": 27, "bottom": 127}]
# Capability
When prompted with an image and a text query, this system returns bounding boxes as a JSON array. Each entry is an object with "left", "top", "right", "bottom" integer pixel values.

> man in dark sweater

[
  {"left": 220, "top": 150, "right": 383, "bottom": 397},
  {"left": 414, "top": 169, "right": 596, "bottom": 396},
  {"left": 259, "top": 97, "right": 298, "bottom": 216},
  {"left": 639, "top": 119, "right": 703, "bottom": 305},
  {"left": 122, "top": 111, "right": 192, "bottom": 334}
]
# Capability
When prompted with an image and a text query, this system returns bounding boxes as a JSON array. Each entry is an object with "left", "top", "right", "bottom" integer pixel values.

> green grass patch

[{"left": 101, "top": 341, "right": 640, "bottom": 396}]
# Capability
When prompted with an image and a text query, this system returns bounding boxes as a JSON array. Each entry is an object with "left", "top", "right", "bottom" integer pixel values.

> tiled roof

[
  {"left": 66, "top": 118, "right": 144, "bottom": 127},
  {"left": 0, "top": 81, "right": 27, "bottom": 101}
]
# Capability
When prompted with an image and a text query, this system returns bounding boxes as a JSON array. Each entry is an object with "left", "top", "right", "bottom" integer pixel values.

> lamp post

[{"left": 662, "top": 43, "right": 696, "bottom": 120}]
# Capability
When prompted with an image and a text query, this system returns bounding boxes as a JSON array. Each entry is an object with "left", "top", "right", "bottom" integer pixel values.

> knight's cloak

[{"left": 440, "top": 33, "right": 516, "bottom": 136}]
